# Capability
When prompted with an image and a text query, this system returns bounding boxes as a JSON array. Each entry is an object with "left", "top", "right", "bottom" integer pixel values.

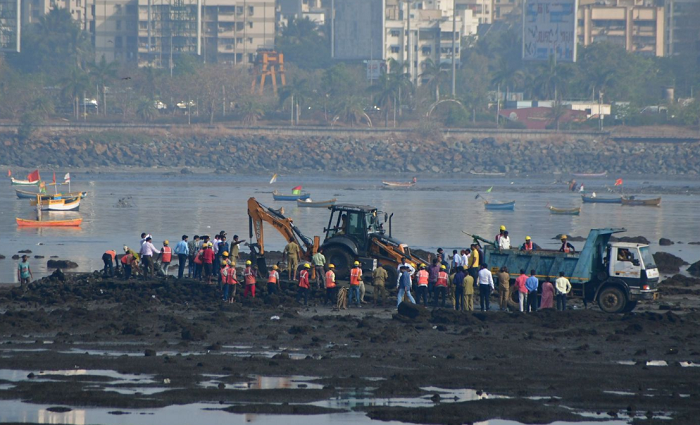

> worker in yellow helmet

[
  {"left": 520, "top": 236, "right": 541, "bottom": 252},
  {"left": 495, "top": 225, "right": 507, "bottom": 245},
  {"left": 349, "top": 261, "right": 363, "bottom": 308}
]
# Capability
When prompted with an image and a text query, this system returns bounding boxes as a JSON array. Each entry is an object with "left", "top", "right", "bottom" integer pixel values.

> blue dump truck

[{"left": 473, "top": 228, "right": 659, "bottom": 313}]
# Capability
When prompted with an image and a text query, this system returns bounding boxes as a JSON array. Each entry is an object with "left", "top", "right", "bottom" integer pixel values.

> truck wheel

[
  {"left": 597, "top": 286, "right": 627, "bottom": 313},
  {"left": 324, "top": 246, "right": 353, "bottom": 279},
  {"left": 383, "top": 265, "right": 398, "bottom": 290},
  {"left": 622, "top": 300, "right": 638, "bottom": 313}
]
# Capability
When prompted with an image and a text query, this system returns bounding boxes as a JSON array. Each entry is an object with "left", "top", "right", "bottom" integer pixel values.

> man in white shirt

[
  {"left": 396, "top": 257, "right": 415, "bottom": 286},
  {"left": 140, "top": 236, "right": 159, "bottom": 278},
  {"left": 555, "top": 271, "right": 572, "bottom": 311},
  {"left": 499, "top": 231, "right": 511, "bottom": 250},
  {"left": 461, "top": 249, "right": 470, "bottom": 268},
  {"left": 477, "top": 263, "right": 495, "bottom": 312}
]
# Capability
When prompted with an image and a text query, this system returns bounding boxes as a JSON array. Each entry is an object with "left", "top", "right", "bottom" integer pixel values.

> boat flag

[
  {"left": 7, "top": 170, "right": 11, "bottom": 177},
  {"left": 486, "top": 186, "right": 493, "bottom": 193},
  {"left": 614, "top": 178, "right": 623, "bottom": 186},
  {"left": 292, "top": 185, "right": 302, "bottom": 195},
  {"left": 64, "top": 173, "right": 71, "bottom": 182},
  {"left": 27, "top": 170, "right": 40, "bottom": 182},
  {"left": 269, "top": 173, "right": 277, "bottom": 184},
  {"left": 52, "top": 172, "right": 56, "bottom": 184}
]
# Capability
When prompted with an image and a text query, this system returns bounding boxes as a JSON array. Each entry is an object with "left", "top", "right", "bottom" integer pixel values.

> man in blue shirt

[
  {"left": 525, "top": 269, "right": 539, "bottom": 313},
  {"left": 174, "top": 235, "right": 190, "bottom": 279},
  {"left": 397, "top": 266, "right": 416, "bottom": 308}
]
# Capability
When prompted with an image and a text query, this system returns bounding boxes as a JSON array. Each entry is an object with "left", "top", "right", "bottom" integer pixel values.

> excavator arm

[{"left": 247, "top": 197, "right": 317, "bottom": 260}]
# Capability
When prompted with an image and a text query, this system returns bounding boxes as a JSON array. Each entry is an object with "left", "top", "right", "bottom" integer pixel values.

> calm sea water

[{"left": 1, "top": 172, "right": 698, "bottom": 284}]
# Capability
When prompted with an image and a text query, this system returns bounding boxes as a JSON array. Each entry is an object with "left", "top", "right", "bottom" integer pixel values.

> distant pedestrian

[
  {"left": 267, "top": 264, "right": 280, "bottom": 295},
  {"left": 515, "top": 269, "right": 528, "bottom": 312},
  {"left": 540, "top": 278, "right": 555, "bottom": 310},
  {"left": 312, "top": 249, "right": 326, "bottom": 290},
  {"left": 520, "top": 236, "right": 541, "bottom": 252},
  {"left": 498, "top": 266, "right": 510, "bottom": 311},
  {"left": 160, "top": 240, "right": 172, "bottom": 275},
  {"left": 415, "top": 264, "right": 429, "bottom": 306},
  {"left": 284, "top": 240, "right": 301, "bottom": 280},
  {"left": 477, "top": 264, "right": 494, "bottom": 311},
  {"left": 102, "top": 249, "right": 116, "bottom": 277},
  {"left": 139, "top": 236, "right": 159, "bottom": 278},
  {"left": 451, "top": 250, "right": 462, "bottom": 271},
  {"left": 525, "top": 270, "right": 539, "bottom": 313},
  {"left": 555, "top": 271, "right": 572, "bottom": 311},
  {"left": 222, "top": 262, "right": 238, "bottom": 303},
  {"left": 230, "top": 235, "right": 245, "bottom": 267},
  {"left": 193, "top": 243, "right": 204, "bottom": 280},
  {"left": 187, "top": 235, "right": 199, "bottom": 277},
  {"left": 427, "top": 259, "right": 440, "bottom": 304},
  {"left": 468, "top": 245, "right": 480, "bottom": 283},
  {"left": 297, "top": 263, "right": 311, "bottom": 306},
  {"left": 174, "top": 235, "right": 189, "bottom": 279},
  {"left": 202, "top": 242, "right": 215, "bottom": 284},
  {"left": 17, "top": 255, "right": 32, "bottom": 292},
  {"left": 495, "top": 225, "right": 507, "bottom": 245},
  {"left": 451, "top": 266, "right": 466, "bottom": 310},
  {"left": 499, "top": 231, "right": 511, "bottom": 250},
  {"left": 464, "top": 269, "right": 475, "bottom": 311},
  {"left": 396, "top": 266, "right": 416, "bottom": 308},
  {"left": 243, "top": 260, "right": 257, "bottom": 298},
  {"left": 559, "top": 236, "right": 576, "bottom": 253},
  {"left": 349, "top": 261, "right": 362, "bottom": 308},
  {"left": 371, "top": 265, "right": 387, "bottom": 306},
  {"left": 325, "top": 264, "right": 338, "bottom": 306},
  {"left": 121, "top": 251, "right": 136, "bottom": 280}
]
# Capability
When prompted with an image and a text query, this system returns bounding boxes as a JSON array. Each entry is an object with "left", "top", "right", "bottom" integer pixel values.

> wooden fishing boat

[
  {"left": 484, "top": 200, "right": 515, "bottom": 211},
  {"left": 581, "top": 194, "right": 622, "bottom": 204},
  {"left": 572, "top": 171, "right": 607, "bottom": 178},
  {"left": 18, "top": 189, "right": 87, "bottom": 200},
  {"left": 296, "top": 198, "right": 337, "bottom": 208},
  {"left": 382, "top": 177, "right": 417, "bottom": 188},
  {"left": 273, "top": 190, "right": 311, "bottom": 201},
  {"left": 621, "top": 196, "right": 661, "bottom": 206},
  {"left": 10, "top": 177, "right": 40, "bottom": 186},
  {"left": 16, "top": 217, "right": 82, "bottom": 227},
  {"left": 40, "top": 198, "right": 81, "bottom": 211},
  {"left": 469, "top": 170, "right": 506, "bottom": 176},
  {"left": 549, "top": 206, "right": 581, "bottom": 215}
]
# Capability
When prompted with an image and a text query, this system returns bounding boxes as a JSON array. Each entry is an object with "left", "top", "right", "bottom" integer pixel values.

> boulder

[
  {"left": 688, "top": 260, "right": 700, "bottom": 277},
  {"left": 395, "top": 302, "right": 430, "bottom": 321},
  {"left": 659, "top": 238, "right": 674, "bottom": 246},
  {"left": 47, "top": 260, "right": 79, "bottom": 269},
  {"left": 652, "top": 252, "right": 688, "bottom": 274}
]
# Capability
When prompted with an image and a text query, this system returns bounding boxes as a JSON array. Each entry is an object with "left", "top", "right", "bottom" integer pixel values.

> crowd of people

[{"left": 90, "top": 224, "right": 576, "bottom": 312}]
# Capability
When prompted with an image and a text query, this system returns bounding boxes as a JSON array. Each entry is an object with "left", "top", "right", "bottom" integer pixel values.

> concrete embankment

[{"left": 3, "top": 128, "right": 700, "bottom": 175}]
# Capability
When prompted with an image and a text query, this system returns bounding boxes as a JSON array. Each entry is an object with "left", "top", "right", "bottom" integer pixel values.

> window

[
  {"left": 115, "top": 36, "right": 123, "bottom": 48},
  {"left": 248, "top": 6, "right": 254, "bottom": 15},
  {"left": 116, "top": 20, "right": 122, "bottom": 30},
  {"left": 248, "top": 21, "right": 253, "bottom": 28},
  {"left": 390, "top": 46, "right": 400, "bottom": 53}
]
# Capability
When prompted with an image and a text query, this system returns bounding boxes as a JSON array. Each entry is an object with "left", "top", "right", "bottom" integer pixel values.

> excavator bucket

[{"left": 256, "top": 257, "right": 269, "bottom": 278}]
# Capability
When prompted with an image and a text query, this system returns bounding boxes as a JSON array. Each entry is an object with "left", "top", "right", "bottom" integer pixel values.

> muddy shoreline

[{"left": 1, "top": 272, "right": 699, "bottom": 424}]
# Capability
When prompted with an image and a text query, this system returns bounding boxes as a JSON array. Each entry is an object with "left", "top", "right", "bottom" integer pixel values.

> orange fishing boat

[{"left": 16, "top": 217, "right": 83, "bottom": 227}]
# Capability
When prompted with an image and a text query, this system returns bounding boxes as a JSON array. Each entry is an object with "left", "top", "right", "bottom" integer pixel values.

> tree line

[{"left": 3, "top": 10, "right": 699, "bottom": 133}]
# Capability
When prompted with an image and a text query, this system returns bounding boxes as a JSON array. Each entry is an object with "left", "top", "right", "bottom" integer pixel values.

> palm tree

[
  {"left": 89, "top": 55, "right": 119, "bottom": 115},
  {"left": 60, "top": 67, "right": 90, "bottom": 119},
  {"left": 491, "top": 57, "right": 524, "bottom": 101},
  {"left": 533, "top": 55, "right": 570, "bottom": 100},
  {"left": 136, "top": 97, "right": 157, "bottom": 122},
  {"left": 419, "top": 59, "right": 449, "bottom": 102},
  {"left": 238, "top": 98, "right": 265, "bottom": 126},
  {"left": 333, "top": 95, "right": 370, "bottom": 127},
  {"left": 278, "top": 78, "right": 313, "bottom": 125},
  {"left": 369, "top": 61, "right": 412, "bottom": 127}
]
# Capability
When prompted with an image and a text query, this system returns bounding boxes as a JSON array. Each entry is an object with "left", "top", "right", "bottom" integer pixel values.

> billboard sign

[
  {"left": 523, "top": 0, "right": 577, "bottom": 62},
  {"left": 366, "top": 60, "right": 385, "bottom": 80}
]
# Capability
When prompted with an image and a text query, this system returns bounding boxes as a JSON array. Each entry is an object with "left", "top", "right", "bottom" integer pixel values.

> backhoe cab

[{"left": 321, "top": 204, "right": 425, "bottom": 284}]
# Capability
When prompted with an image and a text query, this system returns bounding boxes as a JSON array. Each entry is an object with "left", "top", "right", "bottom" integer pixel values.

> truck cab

[{"left": 599, "top": 243, "right": 659, "bottom": 311}]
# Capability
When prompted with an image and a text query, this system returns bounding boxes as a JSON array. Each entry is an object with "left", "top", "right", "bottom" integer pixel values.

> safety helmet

[
  {"left": 525, "top": 236, "right": 531, "bottom": 241},
  {"left": 354, "top": 261, "right": 360, "bottom": 266},
  {"left": 164, "top": 240, "right": 169, "bottom": 245},
  {"left": 222, "top": 251, "right": 229, "bottom": 257},
  {"left": 123, "top": 246, "right": 129, "bottom": 252},
  {"left": 561, "top": 235, "right": 567, "bottom": 240},
  {"left": 420, "top": 263, "right": 426, "bottom": 269},
  {"left": 272, "top": 265, "right": 278, "bottom": 270},
  {"left": 329, "top": 264, "right": 335, "bottom": 268},
  {"left": 304, "top": 263, "right": 311, "bottom": 268},
  {"left": 246, "top": 260, "right": 252, "bottom": 265},
  {"left": 440, "top": 265, "right": 447, "bottom": 270},
  {"left": 500, "top": 225, "right": 506, "bottom": 231}
]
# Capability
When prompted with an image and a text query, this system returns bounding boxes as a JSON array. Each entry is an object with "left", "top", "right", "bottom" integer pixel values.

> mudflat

[{"left": 0, "top": 271, "right": 699, "bottom": 424}]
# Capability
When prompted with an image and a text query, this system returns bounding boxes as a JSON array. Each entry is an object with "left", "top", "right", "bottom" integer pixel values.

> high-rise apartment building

[{"left": 91, "top": 0, "right": 138, "bottom": 62}]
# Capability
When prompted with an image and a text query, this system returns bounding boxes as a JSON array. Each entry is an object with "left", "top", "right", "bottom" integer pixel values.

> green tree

[
  {"left": 491, "top": 57, "right": 524, "bottom": 100},
  {"left": 136, "top": 97, "right": 157, "bottom": 122},
  {"left": 89, "top": 55, "right": 119, "bottom": 115},
  {"left": 60, "top": 67, "right": 91, "bottom": 119},
  {"left": 419, "top": 59, "right": 449, "bottom": 102},
  {"left": 276, "top": 17, "right": 331, "bottom": 70},
  {"left": 238, "top": 97, "right": 266, "bottom": 126},
  {"left": 332, "top": 95, "right": 370, "bottom": 127},
  {"left": 278, "top": 77, "right": 315, "bottom": 124}
]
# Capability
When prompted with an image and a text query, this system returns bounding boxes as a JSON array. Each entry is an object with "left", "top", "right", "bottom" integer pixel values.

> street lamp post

[{"left": 598, "top": 91, "right": 604, "bottom": 131}]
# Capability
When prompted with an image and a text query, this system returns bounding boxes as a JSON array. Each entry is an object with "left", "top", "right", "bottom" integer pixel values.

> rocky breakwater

[{"left": 4, "top": 130, "right": 700, "bottom": 175}]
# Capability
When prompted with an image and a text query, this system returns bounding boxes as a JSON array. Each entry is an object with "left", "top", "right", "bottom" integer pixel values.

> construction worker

[
  {"left": 559, "top": 236, "right": 576, "bottom": 253},
  {"left": 495, "top": 225, "right": 507, "bottom": 245},
  {"left": 498, "top": 266, "right": 511, "bottom": 311},
  {"left": 312, "top": 249, "right": 326, "bottom": 290},
  {"left": 267, "top": 265, "right": 280, "bottom": 295},
  {"left": 243, "top": 260, "right": 257, "bottom": 298},
  {"left": 372, "top": 266, "right": 388, "bottom": 306},
  {"left": 297, "top": 263, "right": 311, "bottom": 306},
  {"left": 325, "top": 264, "right": 337, "bottom": 306},
  {"left": 222, "top": 261, "right": 238, "bottom": 303},
  {"left": 434, "top": 265, "right": 449, "bottom": 307},
  {"left": 202, "top": 242, "right": 215, "bottom": 284},
  {"left": 121, "top": 250, "right": 136, "bottom": 280},
  {"left": 349, "top": 261, "right": 362, "bottom": 308},
  {"left": 160, "top": 240, "right": 172, "bottom": 276},
  {"left": 283, "top": 240, "right": 301, "bottom": 280},
  {"left": 499, "top": 231, "right": 511, "bottom": 250},
  {"left": 218, "top": 251, "right": 230, "bottom": 288},
  {"left": 416, "top": 264, "right": 429, "bottom": 306},
  {"left": 193, "top": 243, "right": 204, "bottom": 280},
  {"left": 102, "top": 249, "right": 116, "bottom": 277},
  {"left": 230, "top": 235, "right": 245, "bottom": 267},
  {"left": 520, "top": 236, "right": 541, "bottom": 251},
  {"left": 468, "top": 244, "right": 480, "bottom": 283}
]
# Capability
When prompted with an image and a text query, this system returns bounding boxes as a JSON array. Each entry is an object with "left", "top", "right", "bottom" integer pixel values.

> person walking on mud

[
  {"left": 312, "top": 249, "right": 326, "bottom": 290},
  {"left": 498, "top": 266, "right": 510, "bottom": 311},
  {"left": 267, "top": 265, "right": 280, "bottom": 295},
  {"left": 372, "top": 265, "right": 388, "bottom": 306},
  {"left": 325, "top": 264, "right": 338, "bottom": 306},
  {"left": 396, "top": 266, "right": 416, "bottom": 308},
  {"left": 174, "top": 235, "right": 189, "bottom": 279},
  {"left": 284, "top": 240, "right": 301, "bottom": 280},
  {"left": 297, "top": 263, "right": 311, "bottom": 306},
  {"left": 18, "top": 255, "right": 32, "bottom": 292},
  {"left": 477, "top": 264, "right": 495, "bottom": 311},
  {"left": 555, "top": 271, "right": 572, "bottom": 311},
  {"left": 140, "top": 236, "right": 160, "bottom": 278},
  {"left": 525, "top": 270, "right": 539, "bottom": 313},
  {"left": 243, "top": 260, "right": 257, "bottom": 298},
  {"left": 349, "top": 261, "right": 363, "bottom": 308}
]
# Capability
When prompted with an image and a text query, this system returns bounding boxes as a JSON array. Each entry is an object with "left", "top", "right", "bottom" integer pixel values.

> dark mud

[{"left": 0, "top": 272, "right": 699, "bottom": 424}]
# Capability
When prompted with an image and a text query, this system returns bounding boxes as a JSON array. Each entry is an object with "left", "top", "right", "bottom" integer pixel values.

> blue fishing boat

[
  {"left": 581, "top": 194, "right": 622, "bottom": 204},
  {"left": 484, "top": 200, "right": 515, "bottom": 211},
  {"left": 16, "top": 189, "right": 87, "bottom": 200},
  {"left": 273, "top": 190, "right": 311, "bottom": 201}
]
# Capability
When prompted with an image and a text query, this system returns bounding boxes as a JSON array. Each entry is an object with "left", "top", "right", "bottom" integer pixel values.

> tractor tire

[
  {"left": 383, "top": 265, "right": 398, "bottom": 290},
  {"left": 324, "top": 246, "right": 354, "bottom": 280},
  {"left": 597, "top": 286, "right": 627, "bottom": 313}
]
